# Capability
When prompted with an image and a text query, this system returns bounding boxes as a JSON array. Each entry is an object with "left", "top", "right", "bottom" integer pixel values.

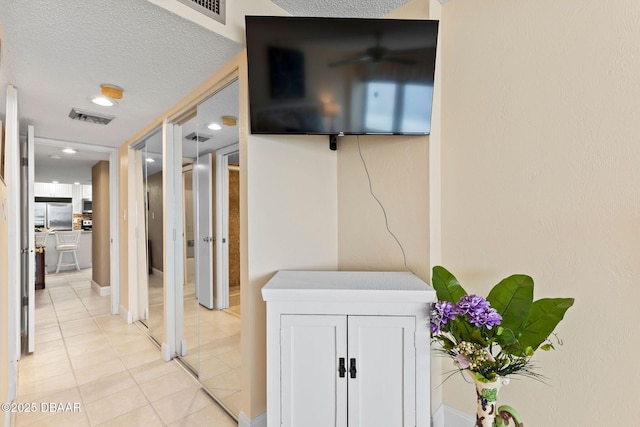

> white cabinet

[
  {"left": 34, "top": 182, "right": 73, "bottom": 198},
  {"left": 72, "top": 184, "right": 83, "bottom": 213},
  {"left": 262, "top": 271, "right": 436, "bottom": 427},
  {"left": 82, "top": 185, "right": 92, "bottom": 200}
]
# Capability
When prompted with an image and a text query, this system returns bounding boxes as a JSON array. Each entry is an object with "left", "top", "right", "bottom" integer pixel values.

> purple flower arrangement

[
  {"left": 431, "top": 296, "right": 501, "bottom": 334},
  {"left": 430, "top": 266, "right": 574, "bottom": 383}
]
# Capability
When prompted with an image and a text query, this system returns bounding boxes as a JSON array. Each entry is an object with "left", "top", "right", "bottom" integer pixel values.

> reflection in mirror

[
  {"left": 179, "top": 79, "right": 241, "bottom": 418},
  {"left": 181, "top": 135, "right": 199, "bottom": 372},
  {"left": 131, "top": 127, "right": 164, "bottom": 346}
]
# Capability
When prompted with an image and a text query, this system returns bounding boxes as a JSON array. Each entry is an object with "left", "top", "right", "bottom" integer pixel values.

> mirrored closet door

[
  {"left": 131, "top": 127, "right": 164, "bottom": 345},
  {"left": 179, "top": 79, "right": 242, "bottom": 417}
]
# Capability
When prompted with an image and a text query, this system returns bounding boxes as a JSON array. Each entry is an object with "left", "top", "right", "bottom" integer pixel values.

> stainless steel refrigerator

[{"left": 34, "top": 201, "right": 73, "bottom": 230}]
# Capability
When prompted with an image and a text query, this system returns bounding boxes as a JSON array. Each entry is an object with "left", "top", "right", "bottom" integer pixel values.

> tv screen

[{"left": 245, "top": 16, "right": 439, "bottom": 136}]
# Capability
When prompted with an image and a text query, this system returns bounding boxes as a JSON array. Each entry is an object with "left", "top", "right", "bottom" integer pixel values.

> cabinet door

[
  {"left": 347, "top": 316, "right": 416, "bottom": 427},
  {"left": 34, "top": 182, "right": 53, "bottom": 197},
  {"left": 54, "top": 183, "right": 72, "bottom": 197},
  {"left": 82, "top": 185, "right": 92, "bottom": 199},
  {"left": 281, "top": 315, "right": 348, "bottom": 427}
]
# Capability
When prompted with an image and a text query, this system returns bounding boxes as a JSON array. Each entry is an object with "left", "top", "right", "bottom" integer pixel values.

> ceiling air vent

[
  {"left": 176, "top": 0, "right": 225, "bottom": 24},
  {"left": 185, "top": 132, "right": 211, "bottom": 142},
  {"left": 68, "top": 108, "right": 114, "bottom": 125}
]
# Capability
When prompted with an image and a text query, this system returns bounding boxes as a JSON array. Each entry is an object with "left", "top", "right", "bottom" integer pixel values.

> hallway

[{"left": 12, "top": 269, "right": 236, "bottom": 426}]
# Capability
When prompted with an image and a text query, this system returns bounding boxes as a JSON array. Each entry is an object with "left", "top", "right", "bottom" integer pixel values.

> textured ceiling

[
  {"left": 271, "top": 0, "right": 412, "bottom": 18},
  {"left": 0, "top": 0, "right": 243, "bottom": 149},
  {"left": 0, "top": 0, "right": 411, "bottom": 184}
]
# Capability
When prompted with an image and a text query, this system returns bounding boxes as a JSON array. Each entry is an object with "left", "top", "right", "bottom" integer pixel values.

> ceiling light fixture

[
  {"left": 207, "top": 123, "right": 222, "bottom": 131},
  {"left": 91, "top": 96, "right": 116, "bottom": 107},
  {"left": 146, "top": 158, "right": 155, "bottom": 163},
  {"left": 49, "top": 155, "right": 61, "bottom": 160},
  {"left": 52, "top": 181, "right": 59, "bottom": 184},
  {"left": 221, "top": 115, "right": 237, "bottom": 126},
  {"left": 101, "top": 84, "right": 123, "bottom": 99},
  {"left": 62, "top": 148, "right": 78, "bottom": 154},
  {"left": 74, "top": 182, "right": 81, "bottom": 185}
]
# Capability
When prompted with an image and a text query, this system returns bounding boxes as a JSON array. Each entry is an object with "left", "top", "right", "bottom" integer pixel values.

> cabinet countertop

[{"left": 262, "top": 270, "right": 436, "bottom": 303}]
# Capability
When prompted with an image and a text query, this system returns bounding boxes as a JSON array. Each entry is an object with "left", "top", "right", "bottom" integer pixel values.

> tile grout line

[
  {"left": 19, "top": 276, "right": 92, "bottom": 427},
  {"left": 56, "top": 274, "right": 92, "bottom": 426},
  {"left": 86, "top": 310, "right": 160, "bottom": 426}
]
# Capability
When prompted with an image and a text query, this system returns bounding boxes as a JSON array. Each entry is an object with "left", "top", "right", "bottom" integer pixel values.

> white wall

[{"left": 440, "top": 0, "right": 640, "bottom": 424}]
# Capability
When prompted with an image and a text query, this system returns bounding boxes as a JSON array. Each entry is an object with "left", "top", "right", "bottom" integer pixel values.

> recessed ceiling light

[
  {"left": 91, "top": 96, "right": 116, "bottom": 107},
  {"left": 61, "top": 148, "right": 78, "bottom": 154},
  {"left": 49, "top": 155, "right": 62, "bottom": 160},
  {"left": 52, "top": 181, "right": 59, "bottom": 184},
  {"left": 74, "top": 182, "right": 81, "bottom": 185},
  {"left": 146, "top": 158, "right": 155, "bottom": 163},
  {"left": 207, "top": 123, "right": 222, "bottom": 131}
]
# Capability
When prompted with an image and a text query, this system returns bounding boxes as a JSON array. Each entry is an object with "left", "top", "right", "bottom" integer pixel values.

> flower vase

[{"left": 473, "top": 375, "right": 510, "bottom": 427}]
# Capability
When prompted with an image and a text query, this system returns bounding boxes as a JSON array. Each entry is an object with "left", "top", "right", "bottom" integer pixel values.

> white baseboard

[
  {"left": 118, "top": 304, "right": 132, "bottom": 324},
  {"left": 238, "top": 411, "right": 266, "bottom": 427},
  {"left": 432, "top": 403, "right": 474, "bottom": 427},
  {"left": 91, "top": 280, "right": 110, "bottom": 296}
]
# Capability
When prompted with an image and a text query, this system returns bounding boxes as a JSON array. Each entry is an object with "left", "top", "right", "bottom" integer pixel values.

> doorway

[{"left": 25, "top": 134, "right": 118, "bottom": 354}]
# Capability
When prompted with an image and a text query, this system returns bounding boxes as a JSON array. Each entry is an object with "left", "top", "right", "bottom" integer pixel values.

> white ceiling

[
  {"left": 272, "top": 0, "right": 412, "bottom": 18},
  {"left": 0, "top": 0, "right": 410, "bottom": 184},
  {"left": 34, "top": 145, "right": 110, "bottom": 185}
]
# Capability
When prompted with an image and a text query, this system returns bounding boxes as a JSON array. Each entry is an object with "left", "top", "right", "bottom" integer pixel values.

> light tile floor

[{"left": 12, "top": 269, "right": 237, "bottom": 426}]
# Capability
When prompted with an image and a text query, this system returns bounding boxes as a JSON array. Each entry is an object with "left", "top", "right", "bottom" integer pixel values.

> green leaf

[
  {"left": 518, "top": 298, "right": 575, "bottom": 351},
  {"left": 432, "top": 266, "right": 467, "bottom": 303},
  {"left": 540, "top": 343, "right": 554, "bottom": 351},
  {"left": 470, "top": 328, "right": 488, "bottom": 346},
  {"left": 486, "top": 274, "right": 534, "bottom": 333},
  {"left": 495, "top": 327, "right": 517, "bottom": 348}
]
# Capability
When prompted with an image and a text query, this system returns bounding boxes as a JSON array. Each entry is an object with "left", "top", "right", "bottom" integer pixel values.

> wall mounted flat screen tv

[{"left": 245, "top": 16, "right": 439, "bottom": 136}]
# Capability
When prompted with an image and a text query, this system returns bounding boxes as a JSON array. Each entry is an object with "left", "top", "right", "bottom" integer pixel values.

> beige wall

[
  {"left": 439, "top": 1, "right": 640, "bottom": 424},
  {"left": 147, "top": 171, "right": 164, "bottom": 272},
  {"left": 242, "top": 133, "right": 339, "bottom": 418},
  {"left": 91, "top": 161, "right": 110, "bottom": 286},
  {"left": 0, "top": 179, "right": 9, "bottom": 407},
  {"left": 337, "top": 135, "right": 430, "bottom": 278}
]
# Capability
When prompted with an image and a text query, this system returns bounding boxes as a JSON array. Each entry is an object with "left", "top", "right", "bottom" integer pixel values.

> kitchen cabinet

[
  {"left": 72, "top": 184, "right": 83, "bottom": 213},
  {"left": 82, "top": 185, "right": 92, "bottom": 200},
  {"left": 34, "top": 182, "right": 73, "bottom": 198},
  {"left": 262, "top": 271, "right": 436, "bottom": 427}
]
